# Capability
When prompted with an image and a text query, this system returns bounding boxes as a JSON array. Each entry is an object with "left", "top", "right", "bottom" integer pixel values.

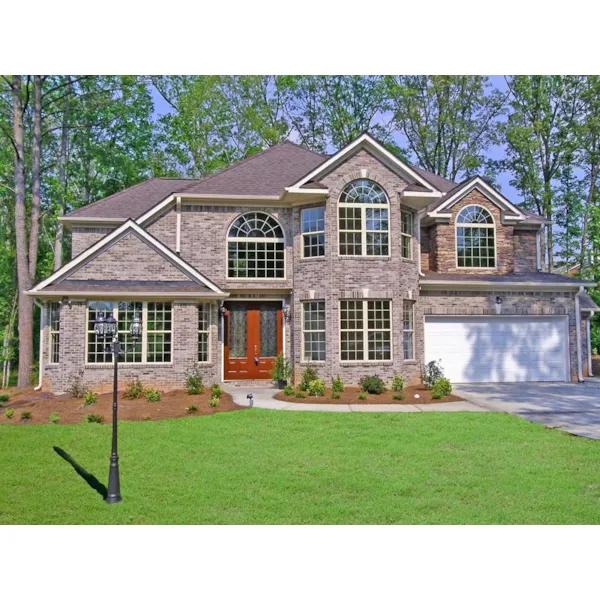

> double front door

[{"left": 224, "top": 302, "right": 283, "bottom": 380}]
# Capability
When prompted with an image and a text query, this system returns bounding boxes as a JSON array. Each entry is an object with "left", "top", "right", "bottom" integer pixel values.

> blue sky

[{"left": 150, "top": 75, "right": 520, "bottom": 202}]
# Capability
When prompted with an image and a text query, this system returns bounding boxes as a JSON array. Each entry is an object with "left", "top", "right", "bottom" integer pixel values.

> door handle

[{"left": 254, "top": 345, "right": 259, "bottom": 365}]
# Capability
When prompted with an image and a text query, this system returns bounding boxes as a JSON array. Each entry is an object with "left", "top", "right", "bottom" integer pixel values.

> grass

[{"left": 1, "top": 410, "right": 600, "bottom": 524}]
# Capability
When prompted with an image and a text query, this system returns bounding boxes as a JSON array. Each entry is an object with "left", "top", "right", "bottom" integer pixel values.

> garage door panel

[{"left": 424, "top": 316, "right": 568, "bottom": 383}]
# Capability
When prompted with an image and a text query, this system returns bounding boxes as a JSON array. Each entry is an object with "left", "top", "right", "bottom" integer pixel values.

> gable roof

[
  {"left": 28, "top": 220, "right": 226, "bottom": 296},
  {"left": 410, "top": 165, "right": 457, "bottom": 193}
]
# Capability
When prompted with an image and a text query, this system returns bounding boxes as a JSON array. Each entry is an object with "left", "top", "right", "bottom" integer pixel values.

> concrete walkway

[{"left": 224, "top": 385, "right": 487, "bottom": 413}]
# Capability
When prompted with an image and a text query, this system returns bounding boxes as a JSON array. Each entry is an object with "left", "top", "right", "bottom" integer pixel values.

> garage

[{"left": 424, "top": 315, "right": 570, "bottom": 383}]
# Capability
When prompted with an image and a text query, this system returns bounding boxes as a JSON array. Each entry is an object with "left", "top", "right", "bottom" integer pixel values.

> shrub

[
  {"left": 144, "top": 388, "right": 161, "bottom": 403},
  {"left": 184, "top": 365, "right": 204, "bottom": 395},
  {"left": 49, "top": 412, "right": 60, "bottom": 424},
  {"left": 331, "top": 375, "right": 344, "bottom": 393},
  {"left": 295, "top": 391, "right": 306, "bottom": 399},
  {"left": 5, "top": 408, "right": 14, "bottom": 419},
  {"left": 423, "top": 360, "right": 444, "bottom": 389},
  {"left": 67, "top": 370, "right": 88, "bottom": 398},
  {"left": 331, "top": 392, "right": 341, "bottom": 400},
  {"left": 358, "top": 392, "right": 367, "bottom": 401},
  {"left": 210, "top": 384, "right": 222, "bottom": 399},
  {"left": 393, "top": 394, "right": 404, "bottom": 401},
  {"left": 431, "top": 377, "right": 452, "bottom": 399},
  {"left": 143, "top": 415, "right": 152, "bottom": 421},
  {"left": 84, "top": 413, "right": 104, "bottom": 424},
  {"left": 359, "top": 375, "right": 386, "bottom": 395},
  {"left": 391, "top": 373, "right": 405, "bottom": 392},
  {"left": 20, "top": 411, "right": 32, "bottom": 421},
  {"left": 301, "top": 366, "right": 319, "bottom": 389},
  {"left": 209, "top": 396, "right": 220, "bottom": 408},
  {"left": 187, "top": 404, "right": 198, "bottom": 413},
  {"left": 83, "top": 390, "right": 98, "bottom": 406},
  {"left": 308, "top": 379, "right": 326, "bottom": 397},
  {"left": 283, "top": 384, "right": 294, "bottom": 396},
  {"left": 271, "top": 352, "right": 292, "bottom": 382},
  {"left": 0, "top": 394, "right": 9, "bottom": 404},
  {"left": 123, "top": 378, "right": 144, "bottom": 399}
]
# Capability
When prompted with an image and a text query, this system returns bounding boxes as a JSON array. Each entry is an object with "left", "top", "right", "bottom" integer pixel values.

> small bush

[
  {"left": 185, "top": 365, "right": 204, "bottom": 395},
  {"left": 123, "top": 378, "right": 144, "bottom": 399},
  {"left": 308, "top": 379, "right": 326, "bottom": 397},
  {"left": 358, "top": 392, "right": 367, "bottom": 401},
  {"left": 359, "top": 375, "right": 386, "bottom": 395},
  {"left": 211, "top": 384, "right": 222, "bottom": 398},
  {"left": 144, "top": 388, "right": 161, "bottom": 403},
  {"left": 0, "top": 394, "right": 9, "bottom": 404},
  {"left": 209, "top": 396, "right": 220, "bottom": 408},
  {"left": 83, "top": 391, "right": 98, "bottom": 406},
  {"left": 143, "top": 415, "right": 152, "bottom": 421},
  {"left": 431, "top": 377, "right": 452, "bottom": 399},
  {"left": 20, "top": 411, "right": 32, "bottom": 421},
  {"left": 301, "top": 366, "right": 319, "bottom": 389},
  {"left": 331, "top": 375, "right": 344, "bottom": 393},
  {"left": 5, "top": 408, "right": 15, "bottom": 419},
  {"left": 393, "top": 394, "right": 404, "bottom": 401},
  {"left": 283, "top": 384, "right": 294, "bottom": 396},
  {"left": 331, "top": 392, "right": 341, "bottom": 400},
  {"left": 295, "top": 391, "right": 306, "bottom": 399},
  {"left": 298, "top": 382, "right": 308, "bottom": 392},
  {"left": 67, "top": 370, "right": 88, "bottom": 398},
  {"left": 423, "top": 360, "right": 444, "bottom": 389},
  {"left": 84, "top": 413, "right": 104, "bottom": 424},
  {"left": 271, "top": 352, "right": 292, "bottom": 382},
  {"left": 49, "top": 412, "right": 60, "bottom": 424},
  {"left": 391, "top": 373, "right": 405, "bottom": 392},
  {"left": 187, "top": 404, "right": 198, "bottom": 413}
]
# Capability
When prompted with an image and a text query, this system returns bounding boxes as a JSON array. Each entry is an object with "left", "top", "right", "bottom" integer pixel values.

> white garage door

[{"left": 424, "top": 316, "right": 569, "bottom": 383}]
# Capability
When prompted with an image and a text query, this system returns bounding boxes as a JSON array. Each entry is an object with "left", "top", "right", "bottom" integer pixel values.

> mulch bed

[
  {"left": 0, "top": 388, "right": 244, "bottom": 425},
  {"left": 274, "top": 385, "right": 464, "bottom": 405}
]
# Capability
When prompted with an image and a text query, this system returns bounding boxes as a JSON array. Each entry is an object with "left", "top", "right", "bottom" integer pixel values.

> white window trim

[
  {"left": 339, "top": 299, "right": 393, "bottom": 363},
  {"left": 301, "top": 206, "right": 326, "bottom": 259},
  {"left": 198, "top": 303, "right": 212, "bottom": 363},
  {"left": 85, "top": 301, "right": 173, "bottom": 365},
  {"left": 48, "top": 302, "right": 60, "bottom": 364},
  {"left": 455, "top": 204, "right": 497, "bottom": 270},
  {"left": 403, "top": 301, "right": 415, "bottom": 361},
  {"left": 401, "top": 210, "right": 414, "bottom": 260},
  {"left": 301, "top": 300, "right": 326, "bottom": 363}
]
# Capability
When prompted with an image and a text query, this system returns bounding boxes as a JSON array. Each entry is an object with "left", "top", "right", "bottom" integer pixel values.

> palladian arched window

[
  {"left": 338, "top": 179, "right": 389, "bottom": 256},
  {"left": 456, "top": 205, "right": 495, "bottom": 268},
  {"left": 227, "top": 212, "right": 285, "bottom": 278}
]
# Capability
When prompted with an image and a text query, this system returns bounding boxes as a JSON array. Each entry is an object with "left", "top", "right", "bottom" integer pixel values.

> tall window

[
  {"left": 456, "top": 205, "right": 495, "bottom": 268},
  {"left": 87, "top": 301, "right": 172, "bottom": 363},
  {"left": 227, "top": 212, "right": 285, "bottom": 278},
  {"left": 48, "top": 302, "right": 60, "bottom": 363},
  {"left": 401, "top": 210, "right": 413, "bottom": 259},
  {"left": 338, "top": 179, "right": 389, "bottom": 256},
  {"left": 403, "top": 301, "right": 415, "bottom": 360},
  {"left": 198, "top": 304, "right": 210, "bottom": 362},
  {"left": 301, "top": 206, "right": 325, "bottom": 258},
  {"left": 340, "top": 300, "right": 391, "bottom": 361},
  {"left": 303, "top": 301, "right": 326, "bottom": 361}
]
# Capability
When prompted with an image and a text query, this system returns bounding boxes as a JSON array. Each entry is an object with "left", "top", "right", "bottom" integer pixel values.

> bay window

[
  {"left": 403, "top": 300, "right": 415, "bottom": 360},
  {"left": 340, "top": 299, "right": 391, "bottom": 361},
  {"left": 401, "top": 210, "right": 413, "bottom": 259},
  {"left": 301, "top": 206, "right": 325, "bottom": 258},
  {"left": 303, "top": 301, "right": 326, "bottom": 361}
]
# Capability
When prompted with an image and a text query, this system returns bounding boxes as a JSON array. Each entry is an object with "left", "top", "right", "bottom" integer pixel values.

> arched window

[
  {"left": 338, "top": 179, "right": 389, "bottom": 256},
  {"left": 456, "top": 205, "right": 495, "bottom": 268},
  {"left": 227, "top": 212, "right": 285, "bottom": 278}
]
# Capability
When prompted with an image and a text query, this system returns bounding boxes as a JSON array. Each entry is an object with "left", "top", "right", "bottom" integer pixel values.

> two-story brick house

[{"left": 28, "top": 132, "right": 598, "bottom": 393}]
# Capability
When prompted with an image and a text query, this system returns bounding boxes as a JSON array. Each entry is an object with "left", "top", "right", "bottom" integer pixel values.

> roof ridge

[{"left": 280, "top": 139, "right": 327, "bottom": 158}]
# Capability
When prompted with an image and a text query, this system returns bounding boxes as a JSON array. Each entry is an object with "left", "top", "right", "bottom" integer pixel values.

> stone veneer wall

[
  {"left": 42, "top": 301, "right": 220, "bottom": 394},
  {"left": 513, "top": 229, "right": 538, "bottom": 272}
]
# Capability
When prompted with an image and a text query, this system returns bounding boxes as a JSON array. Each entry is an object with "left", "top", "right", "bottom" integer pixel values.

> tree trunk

[
  {"left": 579, "top": 164, "right": 598, "bottom": 274},
  {"left": 54, "top": 76, "right": 71, "bottom": 270},
  {"left": 29, "top": 75, "right": 42, "bottom": 281},
  {"left": 12, "top": 76, "right": 34, "bottom": 388}
]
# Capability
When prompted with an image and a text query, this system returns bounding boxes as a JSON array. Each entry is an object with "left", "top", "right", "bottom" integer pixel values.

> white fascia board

[
  {"left": 26, "top": 290, "right": 228, "bottom": 299},
  {"left": 402, "top": 191, "right": 443, "bottom": 199},
  {"left": 419, "top": 279, "right": 597, "bottom": 289},
  {"left": 283, "top": 187, "right": 329, "bottom": 195},
  {"left": 136, "top": 194, "right": 177, "bottom": 225},
  {"left": 183, "top": 193, "right": 281, "bottom": 201},
  {"left": 429, "top": 178, "right": 525, "bottom": 219},
  {"left": 30, "top": 219, "right": 226, "bottom": 296},
  {"left": 59, "top": 216, "right": 127, "bottom": 224},
  {"left": 289, "top": 133, "right": 437, "bottom": 192}
]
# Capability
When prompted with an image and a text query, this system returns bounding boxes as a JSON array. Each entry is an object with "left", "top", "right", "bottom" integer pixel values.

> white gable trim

[
  {"left": 287, "top": 132, "right": 437, "bottom": 193},
  {"left": 29, "top": 219, "right": 226, "bottom": 296},
  {"left": 428, "top": 178, "right": 525, "bottom": 219}
]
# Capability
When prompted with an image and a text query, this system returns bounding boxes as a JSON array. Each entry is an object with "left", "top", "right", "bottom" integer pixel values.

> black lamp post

[{"left": 94, "top": 308, "right": 143, "bottom": 504}]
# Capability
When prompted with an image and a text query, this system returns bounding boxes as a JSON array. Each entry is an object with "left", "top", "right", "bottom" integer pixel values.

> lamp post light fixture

[{"left": 93, "top": 308, "right": 143, "bottom": 504}]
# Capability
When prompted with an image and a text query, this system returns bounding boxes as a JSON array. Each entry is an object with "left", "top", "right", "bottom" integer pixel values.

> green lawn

[{"left": 1, "top": 410, "right": 600, "bottom": 524}]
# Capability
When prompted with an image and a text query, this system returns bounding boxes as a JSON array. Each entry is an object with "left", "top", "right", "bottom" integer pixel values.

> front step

[{"left": 223, "top": 379, "right": 277, "bottom": 388}]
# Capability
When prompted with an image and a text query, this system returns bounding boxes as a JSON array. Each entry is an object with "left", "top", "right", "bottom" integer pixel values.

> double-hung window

[
  {"left": 302, "top": 301, "right": 326, "bottom": 361},
  {"left": 403, "top": 301, "right": 415, "bottom": 360},
  {"left": 198, "top": 304, "right": 211, "bottom": 362},
  {"left": 301, "top": 207, "right": 325, "bottom": 258},
  {"left": 48, "top": 302, "right": 60, "bottom": 364},
  {"left": 340, "top": 300, "right": 391, "bottom": 361},
  {"left": 401, "top": 210, "right": 414, "bottom": 259},
  {"left": 86, "top": 301, "right": 172, "bottom": 363},
  {"left": 338, "top": 179, "right": 389, "bottom": 256}
]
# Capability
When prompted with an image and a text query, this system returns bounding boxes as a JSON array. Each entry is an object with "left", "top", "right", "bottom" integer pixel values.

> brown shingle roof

[
  {"left": 420, "top": 271, "right": 595, "bottom": 286},
  {"left": 410, "top": 165, "right": 457, "bottom": 193},
  {"left": 44, "top": 280, "right": 212, "bottom": 293},
  {"left": 580, "top": 293, "right": 600, "bottom": 311}
]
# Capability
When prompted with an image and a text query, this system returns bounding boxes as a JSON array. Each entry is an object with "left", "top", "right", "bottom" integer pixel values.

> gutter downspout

[
  {"left": 575, "top": 286, "right": 584, "bottom": 382},
  {"left": 587, "top": 316, "right": 593, "bottom": 377},
  {"left": 34, "top": 300, "right": 44, "bottom": 391},
  {"left": 417, "top": 209, "right": 426, "bottom": 277}
]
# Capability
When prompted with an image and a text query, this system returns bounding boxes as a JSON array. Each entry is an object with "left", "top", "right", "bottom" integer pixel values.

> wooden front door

[{"left": 224, "top": 302, "right": 283, "bottom": 380}]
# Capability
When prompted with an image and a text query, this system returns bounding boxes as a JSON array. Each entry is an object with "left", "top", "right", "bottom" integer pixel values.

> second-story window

[
  {"left": 301, "top": 206, "right": 325, "bottom": 258},
  {"left": 401, "top": 210, "right": 413, "bottom": 259},
  {"left": 456, "top": 205, "right": 496, "bottom": 268},
  {"left": 227, "top": 212, "right": 285, "bottom": 278},
  {"left": 338, "top": 179, "right": 389, "bottom": 257}
]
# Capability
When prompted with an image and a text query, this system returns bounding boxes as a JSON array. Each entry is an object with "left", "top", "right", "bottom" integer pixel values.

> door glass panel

[
  {"left": 229, "top": 305, "right": 247, "bottom": 358},
  {"left": 260, "top": 304, "right": 278, "bottom": 357}
]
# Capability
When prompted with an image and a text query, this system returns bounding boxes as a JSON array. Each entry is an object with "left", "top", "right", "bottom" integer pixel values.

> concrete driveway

[{"left": 454, "top": 379, "right": 600, "bottom": 439}]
